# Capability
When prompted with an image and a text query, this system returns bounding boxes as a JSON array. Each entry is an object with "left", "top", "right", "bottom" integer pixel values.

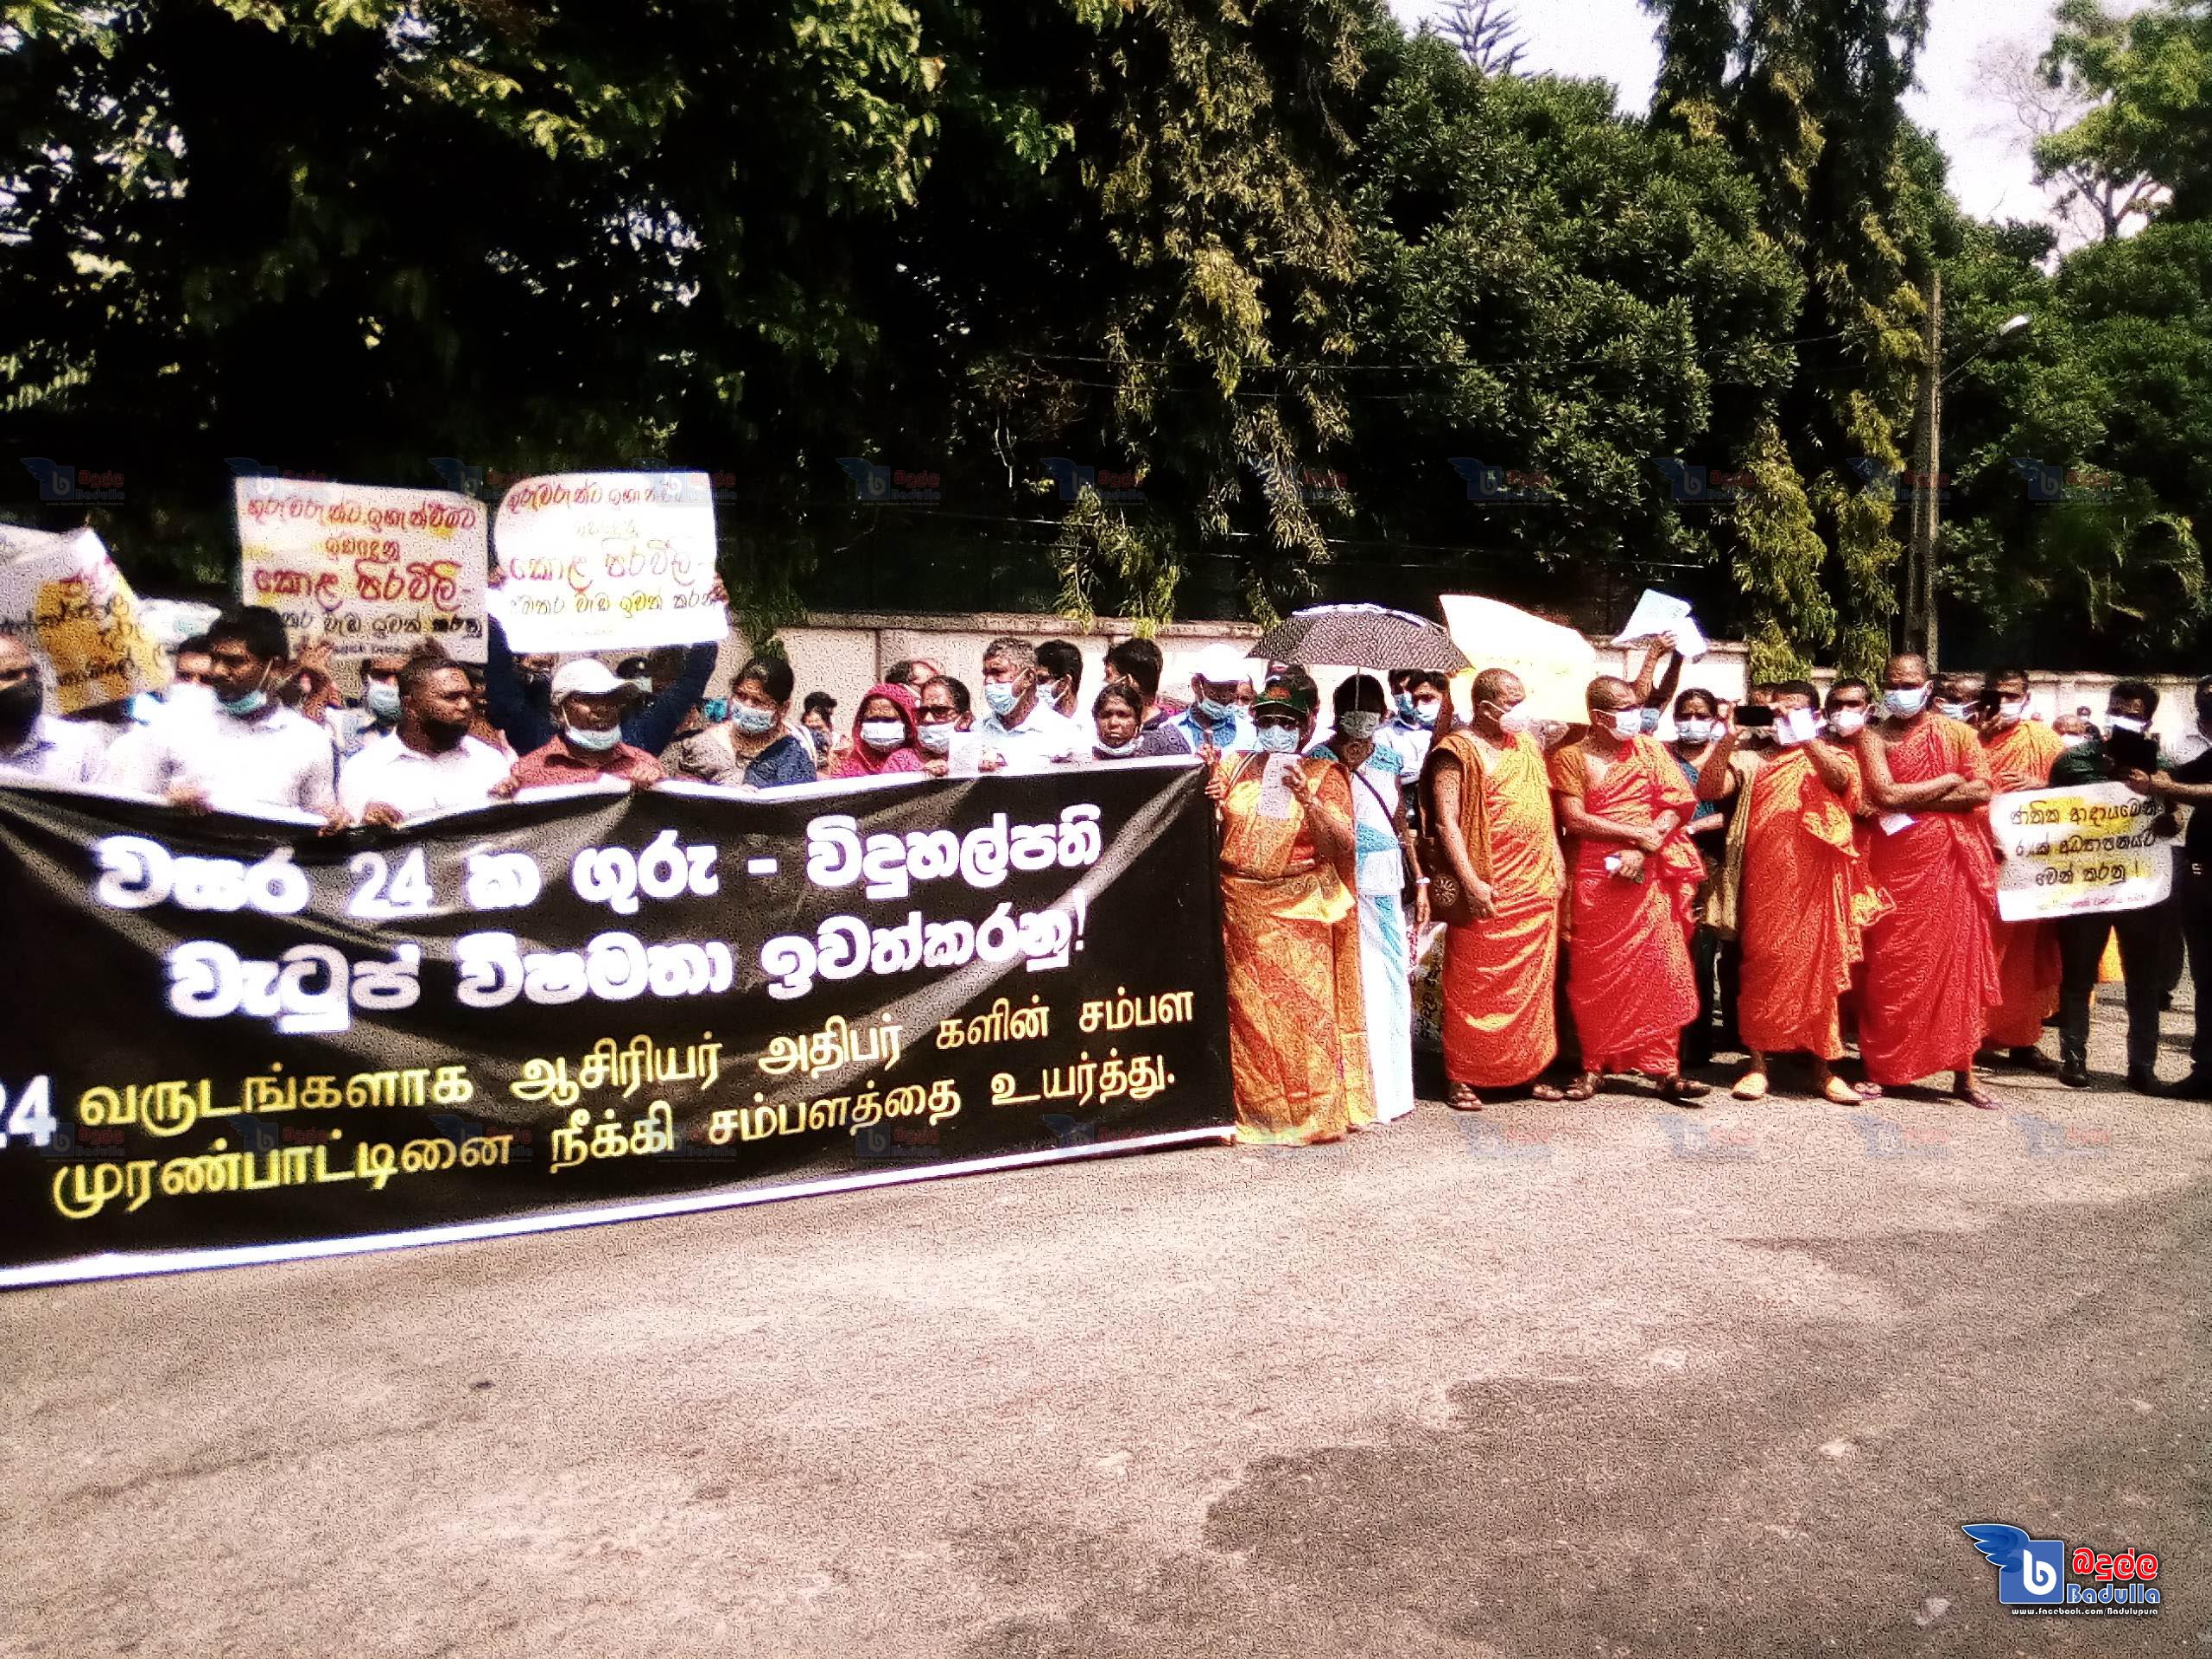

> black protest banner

[{"left": 0, "top": 760, "right": 1232, "bottom": 1285}]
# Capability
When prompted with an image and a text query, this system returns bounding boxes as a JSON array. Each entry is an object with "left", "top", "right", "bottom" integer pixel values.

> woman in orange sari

[{"left": 1210, "top": 681, "right": 1374, "bottom": 1144}]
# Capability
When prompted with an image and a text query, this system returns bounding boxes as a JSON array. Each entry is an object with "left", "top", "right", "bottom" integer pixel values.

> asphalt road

[{"left": 5, "top": 1001, "right": 2208, "bottom": 1658}]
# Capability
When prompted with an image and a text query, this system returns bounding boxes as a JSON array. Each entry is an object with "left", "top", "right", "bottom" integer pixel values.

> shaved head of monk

[
  {"left": 1882, "top": 654, "right": 1930, "bottom": 689},
  {"left": 1585, "top": 675, "right": 1639, "bottom": 715}
]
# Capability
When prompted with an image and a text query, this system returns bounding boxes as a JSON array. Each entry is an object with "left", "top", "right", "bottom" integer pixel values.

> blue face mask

[
  {"left": 1394, "top": 691, "right": 1416, "bottom": 720},
  {"left": 1884, "top": 685, "right": 1930, "bottom": 718},
  {"left": 1639, "top": 707, "right": 1662, "bottom": 735},
  {"left": 1411, "top": 698, "right": 1442, "bottom": 728},
  {"left": 730, "top": 704, "right": 774, "bottom": 735},
  {"left": 1197, "top": 696, "right": 1236, "bottom": 723},
  {"left": 365, "top": 681, "right": 402, "bottom": 722},
  {"left": 983, "top": 680, "right": 1020, "bottom": 718},
  {"left": 1255, "top": 724, "right": 1300, "bottom": 754},
  {"left": 564, "top": 722, "right": 620, "bottom": 753},
  {"left": 219, "top": 688, "right": 268, "bottom": 719}
]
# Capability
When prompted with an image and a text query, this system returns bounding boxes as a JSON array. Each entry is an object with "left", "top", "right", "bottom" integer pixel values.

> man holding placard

[
  {"left": 2044, "top": 680, "right": 2177, "bottom": 1092},
  {"left": 1976, "top": 667, "right": 2067, "bottom": 1073}
]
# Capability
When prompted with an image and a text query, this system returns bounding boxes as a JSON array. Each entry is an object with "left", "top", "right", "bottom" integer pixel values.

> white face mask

[
  {"left": 1606, "top": 709, "right": 1643, "bottom": 740},
  {"left": 1411, "top": 698, "right": 1443, "bottom": 728},
  {"left": 1675, "top": 717, "right": 1713, "bottom": 745},
  {"left": 1994, "top": 698, "right": 2026, "bottom": 727},
  {"left": 2108, "top": 715, "right": 2147, "bottom": 734},
  {"left": 918, "top": 721, "right": 955, "bottom": 754},
  {"left": 1936, "top": 699, "right": 1971, "bottom": 722},
  {"left": 1494, "top": 705, "right": 1533, "bottom": 736},
  {"left": 163, "top": 682, "right": 216, "bottom": 722},
  {"left": 860, "top": 719, "right": 906, "bottom": 751},
  {"left": 2061, "top": 733, "right": 2091, "bottom": 747},
  {"left": 1093, "top": 734, "right": 1141, "bottom": 759},
  {"left": 1826, "top": 707, "right": 1867, "bottom": 738}
]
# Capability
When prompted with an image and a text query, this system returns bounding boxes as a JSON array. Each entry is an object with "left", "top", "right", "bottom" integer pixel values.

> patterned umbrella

[{"left": 1251, "top": 604, "right": 1471, "bottom": 673}]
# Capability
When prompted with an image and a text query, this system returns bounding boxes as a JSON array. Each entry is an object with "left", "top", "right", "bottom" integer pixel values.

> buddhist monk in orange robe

[
  {"left": 1696, "top": 679, "right": 1887, "bottom": 1103},
  {"left": 1977, "top": 667, "right": 2065, "bottom": 1069},
  {"left": 1854, "top": 654, "right": 2005, "bottom": 1107},
  {"left": 1427, "top": 668, "right": 1567, "bottom": 1108},
  {"left": 1548, "top": 677, "right": 1710, "bottom": 1103}
]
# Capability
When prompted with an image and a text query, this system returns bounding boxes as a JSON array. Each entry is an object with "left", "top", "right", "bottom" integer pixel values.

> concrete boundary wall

[{"left": 730, "top": 612, "right": 2207, "bottom": 750}]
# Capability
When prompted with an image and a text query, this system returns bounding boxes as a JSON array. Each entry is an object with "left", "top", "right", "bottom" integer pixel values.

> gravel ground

[{"left": 4, "top": 1001, "right": 2208, "bottom": 1658}]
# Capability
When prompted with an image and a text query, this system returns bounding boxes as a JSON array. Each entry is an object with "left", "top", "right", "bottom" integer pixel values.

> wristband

[{"left": 1415, "top": 877, "right": 1432, "bottom": 887}]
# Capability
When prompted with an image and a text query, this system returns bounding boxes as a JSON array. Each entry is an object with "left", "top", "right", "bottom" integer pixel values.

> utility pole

[{"left": 1908, "top": 270, "right": 1942, "bottom": 666}]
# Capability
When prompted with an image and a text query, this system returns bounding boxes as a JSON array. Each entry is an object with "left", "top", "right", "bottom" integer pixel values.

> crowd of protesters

[{"left": 4, "top": 606, "right": 2208, "bottom": 1148}]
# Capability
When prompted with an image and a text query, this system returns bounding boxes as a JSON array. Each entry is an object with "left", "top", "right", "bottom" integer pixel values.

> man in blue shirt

[{"left": 1168, "top": 642, "right": 1256, "bottom": 754}]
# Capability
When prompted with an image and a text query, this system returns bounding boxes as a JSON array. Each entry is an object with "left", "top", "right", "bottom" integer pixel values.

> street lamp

[{"left": 1905, "top": 284, "right": 2032, "bottom": 665}]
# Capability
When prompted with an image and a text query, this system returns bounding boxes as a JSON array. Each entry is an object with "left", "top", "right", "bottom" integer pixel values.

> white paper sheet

[
  {"left": 1257, "top": 753, "right": 1299, "bottom": 820},
  {"left": 1611, "top": 588, "right": 1707, "bottom": 660}
]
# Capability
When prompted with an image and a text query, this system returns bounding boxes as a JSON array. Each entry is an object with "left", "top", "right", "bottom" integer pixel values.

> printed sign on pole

[
  {"left": 0, "top": 524, "right": 168, "bottom": 712},
  {"left": 492, "top": 472, "right": 726, "bottom": 654},
  {"left": 234, "top": 477, "right": 487, "bottom": 662},
  {"left": 1991, "top": 781, "right": 2174, "bottom": 922}
]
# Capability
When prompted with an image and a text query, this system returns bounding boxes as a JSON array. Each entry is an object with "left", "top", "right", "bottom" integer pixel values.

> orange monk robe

[
  {"left": 1215, "top": 753, "right": 1375, "bottom": 1144},
  {"left": 1736, "top": 747, "right": 1886, "bottom": 1060},
  {"left": 1432, "top": 731, "right": 1563, "bottom": 1089},
  {"left": 1859, "top": 716, "right": 2003, "bottom": 1086},
  {"left": 1980, "top": 720, "right": 2067, "bottom": 1048},
  {"left": 1548, "top": 736, "right": 1705, "bottom": 1076}
]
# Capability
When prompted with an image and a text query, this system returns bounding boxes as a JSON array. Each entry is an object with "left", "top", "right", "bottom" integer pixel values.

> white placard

[
  {"left": 492, "top": 472, "right": 725, "bottom": 653},
  {"left": 1437, "top": 594, "right": 1599, "bottom": 727},
  {"left": 234, "top": 478, "right": 487, "bottom": 661},
  {"left": 1993, "top": 783, "right": 2174, "bottom": 922},
  {"left": 1257, "top": 752, "right": 1299, "bottom": 820}
]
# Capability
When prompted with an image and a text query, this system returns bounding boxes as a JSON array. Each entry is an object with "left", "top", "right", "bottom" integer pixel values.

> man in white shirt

[
  {"left": 101, "top": 606, "right": 340, "bottom": 821},
  {"left": 0, "top": 636, "right": 101, "bottom": 784},
  {"left": 340, "top": 658, "right": 511, "bottom": 823},
  {"left": 975, "top": 636, "right": 1082, "bottom": 772}
]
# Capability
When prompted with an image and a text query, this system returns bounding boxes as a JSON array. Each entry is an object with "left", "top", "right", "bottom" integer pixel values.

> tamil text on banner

[
  {"left": 0, "top": 762, "right": 1232, "bottom": 1286},
  {"left": 0, "top": 524, "right": 167, "bottom": 713},
  {"left": 233, "top": 477, "right": 487, "bottom": 662},
  {"left": 1438, "top": 593, "right": 1597, "bottom": 725},
  {"left": 492, "top": 472, "right": 726, "bottom": 654},
  {"left": 1991, "top": 781, "right": 2174, "bottom": 922}
]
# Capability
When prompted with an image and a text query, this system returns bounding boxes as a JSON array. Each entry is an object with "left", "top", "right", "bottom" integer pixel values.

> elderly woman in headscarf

[
  {"left": 829, "top": 682, "right": 925, "bottom": 779},
  {"left": 1205, "top": 675, "right": 1374, "bottom": 1144}
]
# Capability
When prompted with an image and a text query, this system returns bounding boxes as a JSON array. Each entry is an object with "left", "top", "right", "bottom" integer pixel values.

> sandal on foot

[
  {"left": 1527, "top": 1082, "right": 1566, "bottom": 1102},
  {"left": 1447, "top": 1083, "right": 1484, "bottom": 1113},
  {"left": 1661, "top": 1075, "right": 1710, "bottom": 1104},
  {"left": 1821, "top": 1076, "right": 1861, "bottom": 1106},
  {"left": 1958, "top": 1084, "right": 2003, "bottom": 1111},
  {"left": 1732, "top": 1071, "right": 1770, "bottom": 1102},
  {"left": 1853, "top": 1080, "right": 1884, "bottom": 1100},
  {"left": 1562, "top": 1071, "right": 1601, "bottom": 1102}
]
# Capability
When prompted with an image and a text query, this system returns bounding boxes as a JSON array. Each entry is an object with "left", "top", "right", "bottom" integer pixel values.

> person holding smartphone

[{"left": 1695, "top": 682, "right": 1876, "bottom": 1103}]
